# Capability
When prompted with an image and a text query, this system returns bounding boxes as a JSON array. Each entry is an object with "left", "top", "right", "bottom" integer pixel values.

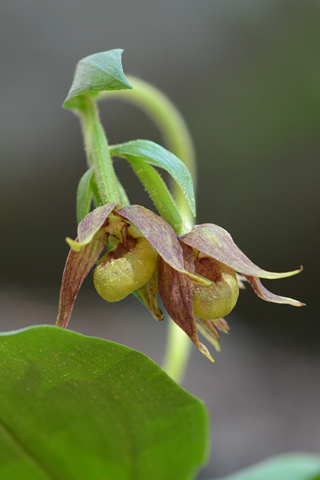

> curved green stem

[
  {"left": 98, "top": 76, "right": 196, "bottom": 225},
  {"left": 127, "top": 158, "right": 188, "bottom": 235},
  {"left": 99, "top": 78, "right": 196, "bottom": 384},
  {"left": 78, "top": 94, "right": 119, "bottom": 204}
]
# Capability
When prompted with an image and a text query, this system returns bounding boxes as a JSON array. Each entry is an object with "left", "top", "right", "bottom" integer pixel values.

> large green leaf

[
  {"left": 213, "top": 454, "right": 320, "bottom": 480},
  {"left": 64, "top": 49, "right": 132, "bottom": 109},
  {"left": 0, "top": 326, "right": 208, "bottom": 480},
  {"left": 110, "top": 139, "right": 196, "bottom": 216}
]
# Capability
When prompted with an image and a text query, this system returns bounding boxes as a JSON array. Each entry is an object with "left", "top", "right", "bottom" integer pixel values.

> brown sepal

[
  {"left": 245, "top": 275, "right": 305, "bottom": 307},
  {"left": 56, "top": 228, "right": 108, "bottom": 328},
  {"left": 181, "top": 223, "right": 302, "bottom": 280},
  {"left": 138, "top": 266, "right": 164, "bottom": 322},
  {"left": 158, "top": 242, "right": 214, "bottom": 361}
]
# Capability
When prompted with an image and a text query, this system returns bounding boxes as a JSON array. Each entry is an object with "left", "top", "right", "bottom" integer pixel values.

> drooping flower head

[
  {"left": 57, "top": 202, "right": 304, "bottom": 361},
  {"left": 58, "top": 48, "right": 304, "bottom": 362}
]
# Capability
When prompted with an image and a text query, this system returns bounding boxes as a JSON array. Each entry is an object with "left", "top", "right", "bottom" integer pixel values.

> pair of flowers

[{"left": 56, "top": 202, "right": 303, "bottom": 361}]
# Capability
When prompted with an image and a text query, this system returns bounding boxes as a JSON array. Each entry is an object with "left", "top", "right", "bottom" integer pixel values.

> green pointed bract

[
  {"left": 115, "top": 205, "right": 210, "bottom": 286},
  {"left": 76, "top": 167, "right": 95, "bottom": 224},
  {"left": 110, "top": 140, "right": 196, "bottom": 217},
  {"left": 63, "top": 49, "right": 132, "bottom": 109},
  {"left": 120, "top": 157, "right": 185, "bottom": 234}
]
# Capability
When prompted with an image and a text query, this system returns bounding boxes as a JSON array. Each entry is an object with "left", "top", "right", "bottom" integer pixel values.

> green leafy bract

[
  {"left": 0, "top": 326, "right": 208, "bottom": 480},
  {"left": 213, "top": 454, "right": 320, "bottom": 480},
  {"left": 110, "top": 139, "right": 196, "bottom": 216},
  {"left": 76, "top": 167, "right": 95, "bottom": 223},
  {"left": 64, "top": 49, "right": 132, "bottom": 109}
]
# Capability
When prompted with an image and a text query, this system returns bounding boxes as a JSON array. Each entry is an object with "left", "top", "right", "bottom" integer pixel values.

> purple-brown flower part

[
  {"left": 158, "top": 242, "right": 214, "bottom": 361},
  {"left": 57, "top": 228, "right": 108, "bottom": 328},
  {"left": 56, "top": 201, "right": 304, "bottom": 362},
  {"left": 137, "top": 267, "right": 163, "bottom": 322},
  {"left": 180, "top": 223, "right": 304, "bottom": 307},
  {"left": 115, "top": 205, "right": 211, "bottom": 286},
  {"left": 56, "top": 202, "right": 207, "bottom": 329},
  {"left": 245, "top": 275, "right": 302, "bottom": 306},
  {"left": 56, "top": 202, "right": 119, "bottom": 327},
  {"left": 77, "top": 202, "right": 120, "bottom": 247}
]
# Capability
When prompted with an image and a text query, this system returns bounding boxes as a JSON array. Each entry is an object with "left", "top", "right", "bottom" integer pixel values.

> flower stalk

[
  {"left": 99, "top": 76, "right": 196, "bottom": 228},
  {"left": 78, "top": 94, "right": 119, "bottom": 204}
]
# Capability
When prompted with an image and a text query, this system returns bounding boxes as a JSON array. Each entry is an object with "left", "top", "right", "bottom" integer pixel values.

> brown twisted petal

[
  {"left": 245, "top": 275, "right": 305, "bottom": 306},
  {"left": 181, "top": 224, "right": 302, "bottom": 280},
  {"left": 181, "top": 223, "right": 304, "bottom": 307},
  {"left": 56, "top": 228, "right": 108, "bottom": 328},
  {"left": 115, "top": 205, "right": 211, "bottom": 286},
  {"left": 158, "top": 242, "right": 214, "bottom": 362},
  {"left": 57, "top": 202, "right": 120, "bottom": 327}
]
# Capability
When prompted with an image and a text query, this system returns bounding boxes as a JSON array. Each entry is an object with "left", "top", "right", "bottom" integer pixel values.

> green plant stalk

[
  {"left": 78, "top": 94, "right": 119, "bottom": 204},
  {"left": 127, "top": 158, "right": 188, "bottom": 235},
  {"left": 99, "top": 76, "right": 196, "bottom": 226},
  {"left": 99, "top": 79, "right": 197, "bottom": 383}
]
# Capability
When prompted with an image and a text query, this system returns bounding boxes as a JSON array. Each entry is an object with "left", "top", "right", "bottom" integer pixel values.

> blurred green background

[{"left": 1, "top": 1, "right": 319, "bottom": 478}]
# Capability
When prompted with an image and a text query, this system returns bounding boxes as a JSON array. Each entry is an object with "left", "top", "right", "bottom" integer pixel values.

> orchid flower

[
  {"left": 57, "top": 50, "right": 304, "bottom": 363},
  {"left": 56, "top": 202, "right": 304, "bottom": 361}
]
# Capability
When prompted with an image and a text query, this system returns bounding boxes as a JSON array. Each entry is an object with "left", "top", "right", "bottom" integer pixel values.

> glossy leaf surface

[{"left": 0, "top": 326, "right": 208, "bottom": 480}]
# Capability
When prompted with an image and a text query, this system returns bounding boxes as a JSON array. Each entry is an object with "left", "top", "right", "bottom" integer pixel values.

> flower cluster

[{"left": 56, "top": 203, "right": 303, "bottom": 361}]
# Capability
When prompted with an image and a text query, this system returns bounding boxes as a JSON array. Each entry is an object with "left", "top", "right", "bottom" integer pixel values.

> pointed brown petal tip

[
  {"left": 181, "top": 224, "right": 303, "bottom": 280},
  {"left": 158, "top": 243, "right": 214, "bottom": 361},
  {"left": 214, "top": 317, "right": 230, "bottom": 333},
  {"left": 195, "top": 319, "right": 221, "bottom": 353},
  {"left": 56, "top": 228, "right": 108, "bottom": 329},
  {"left": 245, "top": 275, "right": 305, "bottom": 307},
  {"left": 158, "top": 255, "right": 197, "bottom": 339},
  {"left": 77, "top": 202, "right": 120, "bottom": 245},
  {"left": 138, "top": 269, "right": 164, "bottom": 322},
  {"left": 197, "top": 341, "right": 215, "bottom": 362}
]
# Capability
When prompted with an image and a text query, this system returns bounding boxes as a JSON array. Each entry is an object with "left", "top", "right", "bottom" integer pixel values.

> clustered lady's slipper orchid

[{"left": 56, "top": 202, "right": 304, "bottom": 361}]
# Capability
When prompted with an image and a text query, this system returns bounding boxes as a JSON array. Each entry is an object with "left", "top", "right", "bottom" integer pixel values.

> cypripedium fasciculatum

[
  {"left": 57, "top": 49, "right": 304, "bottom": 364},
  {"left": 56, "top": 202, "right": 304, "bottom": 361}
]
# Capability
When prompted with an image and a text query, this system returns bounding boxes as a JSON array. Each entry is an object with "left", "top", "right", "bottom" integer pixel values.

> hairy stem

[{"left": 78, "top": 94, "right": 119, "bottom": 204}]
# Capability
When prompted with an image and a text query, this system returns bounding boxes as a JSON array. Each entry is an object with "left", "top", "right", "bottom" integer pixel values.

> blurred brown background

[{"left": 1, "top": 1, "right": 319, "bottom": 478}]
